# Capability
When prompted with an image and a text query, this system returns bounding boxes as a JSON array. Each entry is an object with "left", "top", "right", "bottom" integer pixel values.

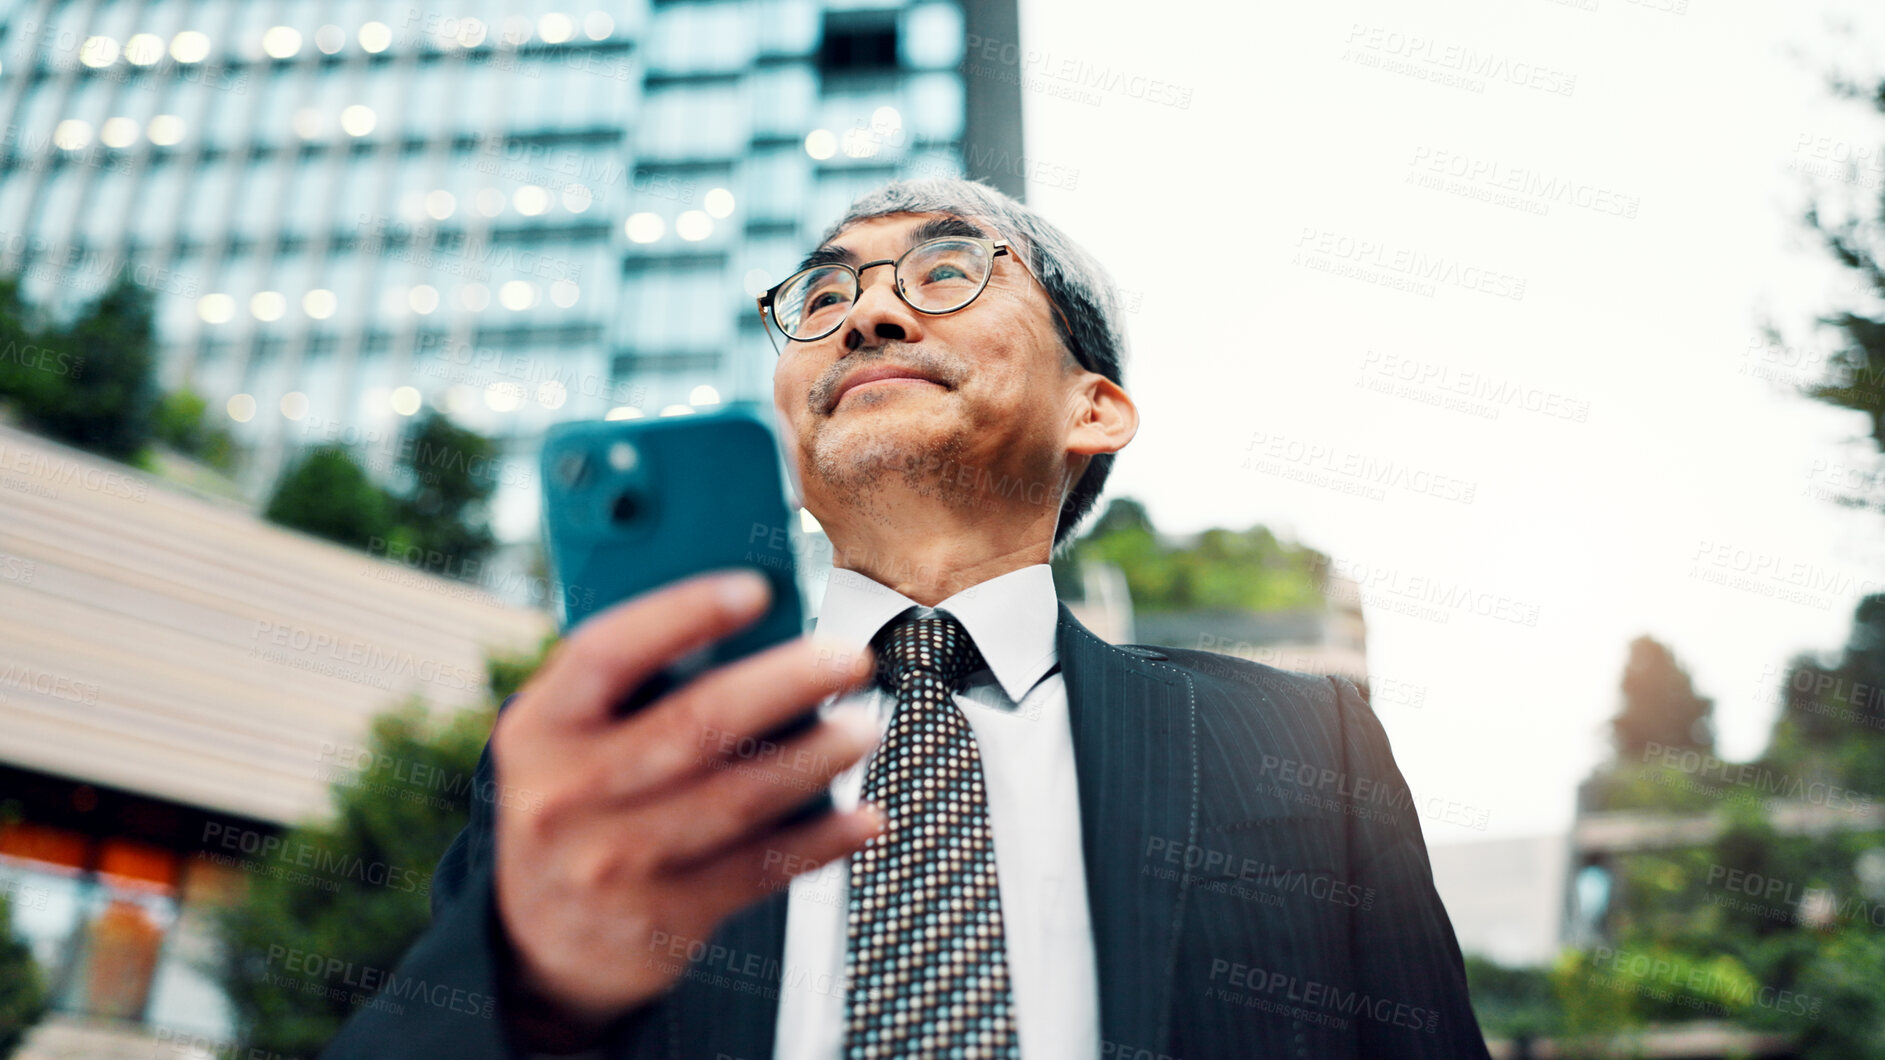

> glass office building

[
  {"left": 0, "top": 2, "right": 1021, "bottom": 1039},
  {"left": 0, "top": 0, "right": 1023, "bottom": 524}
]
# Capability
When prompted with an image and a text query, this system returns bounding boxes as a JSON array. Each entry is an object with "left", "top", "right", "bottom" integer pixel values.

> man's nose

[{"left": 841, "top": 269, "right": 925, "bottom": 351}]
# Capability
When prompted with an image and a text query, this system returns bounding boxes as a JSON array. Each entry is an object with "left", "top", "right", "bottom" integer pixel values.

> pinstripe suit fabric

[{"left": 321, "top": 606, "right": 1491, "bottom": 1060}]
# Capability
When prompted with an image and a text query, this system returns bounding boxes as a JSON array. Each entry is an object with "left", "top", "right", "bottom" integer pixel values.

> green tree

[
  {"left": 0, "top": 276, "right": 37, "bottom": 405},
  {"left": 262, "top": 411, "right": 501, "bottom": 580},
  {"left": 1060, "top": 497, "right": 1328, "bottom": 614},
  {"left": 1804, "top": 198, "right": 1885, "bottom": 460},
  {"left": 0, "top": 278, "right": 159, "bottom": 461},
  {"left": 392, "top": 410, "right": 499, "bottom": 573},
  {"left": 155, "top": 387, "right": 237, "bottom": 471},
  {"left": 213, "top": 702, "right": 490, "bottom": 1056},
  {"left": 0, "top": 893, "right": 49, "bottom": 1058},
  {"left": 486, "top": 634, "right": 557, "bottom": 703},
  {"left": 264, "top": 447, "right": 396, "bottom": 549},
  {"left": 1762, "top": 594, "right": 1885, "bottom": 799},
  {"left": 1463, "top": 955, "right": 1561, "bottom": 1044},
  {"left": 212, "top": 642, "right": 551, "bottom": 1056},
  {"left": 21, "top": 280, "right": 158, "bottom": 460}
]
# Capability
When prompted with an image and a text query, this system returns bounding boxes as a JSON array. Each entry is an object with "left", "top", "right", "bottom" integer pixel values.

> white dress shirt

[{"left": 772, "top": 564, "right": 1100, "bottom": 1060}]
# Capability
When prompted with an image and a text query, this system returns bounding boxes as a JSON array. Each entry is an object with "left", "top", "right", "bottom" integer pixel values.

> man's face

[{"left": 771, "top": 212, "right": 1082, "bottom": 525}]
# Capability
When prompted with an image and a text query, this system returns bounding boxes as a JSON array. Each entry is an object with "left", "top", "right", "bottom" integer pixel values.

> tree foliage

[
  {"left": 264, "top": 448, "right": 396, "bottom": 550},
  {"left": 1059, "top": 497, "right": 1328, "bottom": 613},
  {"left": 264, "top": 410, "right": 500, "bottom": 577},
  {"left": 155, "top": 387, "right": 238, "bottom": 471},
  {"left": 212, "top": 702, "right": 492, "bottom": 1057},
  {"left": 1561, "top": 600, "right": 1885, "bottom": 1058},
  {"left": 387, "top": 410, "right": 498, "bottom": 569},
  {"left": 1762, "top": 593, "right": 1885, "bottom": 809},
  {"left": 210, "top": 639, "right": 553, "bottom": 1057},
  {"left": 0, "top": 893, "right": 49, "bottom": 1058},
  {"left": 0, "top": 278, "right": 158, "bottom": 461}
]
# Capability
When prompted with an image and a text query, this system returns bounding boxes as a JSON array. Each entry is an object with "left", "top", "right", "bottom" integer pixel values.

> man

[{"left": 323, "top": 179, "right": 1491, "bottom": 1059}]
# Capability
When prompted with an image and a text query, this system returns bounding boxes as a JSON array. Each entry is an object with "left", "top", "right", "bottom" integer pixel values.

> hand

[{"left": 490, "top": 570, "right": 882, "bottom": 1048}]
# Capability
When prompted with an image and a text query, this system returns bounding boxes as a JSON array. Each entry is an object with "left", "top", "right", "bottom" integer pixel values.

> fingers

[
  {"left": 645, "top": 707, "right": 881, "bottom": 867},
  {"left": 598, "top": 636, "right": 876, "bottom": 803},
  {"left": 668, "top": 804, "right": 886, "bottom": 917},
  {"left": 525, "top": 570, "right": 773, "bottom": 730}
]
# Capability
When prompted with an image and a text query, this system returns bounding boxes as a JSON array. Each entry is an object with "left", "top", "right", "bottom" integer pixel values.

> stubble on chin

[{"left": 805, "top": 418, "right": 973, "bottom": 524}]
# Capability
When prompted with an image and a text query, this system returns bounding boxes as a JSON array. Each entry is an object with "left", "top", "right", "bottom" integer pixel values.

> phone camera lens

[
  {"left": 610, "top": 490, "right": 642, "bottom": 524},
  {"left": 553, "top": 451, "right": 592, "bottom": 489}
]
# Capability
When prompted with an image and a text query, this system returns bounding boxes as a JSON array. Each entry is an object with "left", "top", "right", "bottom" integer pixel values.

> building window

[{"left": 818, "top": 14, "right": 898, "bottom": 77}]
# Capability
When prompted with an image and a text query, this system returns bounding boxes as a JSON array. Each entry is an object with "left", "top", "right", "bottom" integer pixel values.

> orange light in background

[
  {"left": 98, "top": 839, "right": 178, "bottom": 894},
  {"left": 0, "top": 820, "right": 88, "bottom": 869}
]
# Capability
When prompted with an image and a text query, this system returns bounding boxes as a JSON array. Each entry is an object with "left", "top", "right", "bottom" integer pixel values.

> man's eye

[
  {"left": 920, "top": 263, "right": 970, "bottom": 283},
  {"left": 807, "top": 290, "right": 851, "bottom": 311}
]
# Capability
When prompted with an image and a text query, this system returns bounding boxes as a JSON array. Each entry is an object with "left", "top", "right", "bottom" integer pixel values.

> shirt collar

[{"left": 812, "top": 564, "right": 1060, "bottom": 703}]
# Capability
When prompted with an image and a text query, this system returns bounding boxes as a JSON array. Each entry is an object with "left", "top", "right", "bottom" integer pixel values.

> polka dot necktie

[{"left": 844, "top": 611, "right": 1020, "bottom": 1059}]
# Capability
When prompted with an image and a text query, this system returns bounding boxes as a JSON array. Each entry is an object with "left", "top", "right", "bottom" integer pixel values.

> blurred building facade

[
  {"left": 0, "top": 422, "right": 548, "bottom": 1043},
  {"left": 0, "top": 0, "right": 1024, "bottom": 526}
]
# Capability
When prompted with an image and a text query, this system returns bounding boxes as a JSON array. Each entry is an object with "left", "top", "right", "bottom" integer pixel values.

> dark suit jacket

[{"left": 323, "top": 606, "right": 1492, "bottom": 1059}]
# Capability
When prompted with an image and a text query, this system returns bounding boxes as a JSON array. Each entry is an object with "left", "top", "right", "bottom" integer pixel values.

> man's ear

[{"left": 1066, "top": 373, "right": 1138, "bottom": 458}]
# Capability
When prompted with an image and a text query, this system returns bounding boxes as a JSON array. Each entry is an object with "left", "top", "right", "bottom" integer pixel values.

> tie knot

[{"left": 871, "top": 612, "right": 984, "bottom": 693}]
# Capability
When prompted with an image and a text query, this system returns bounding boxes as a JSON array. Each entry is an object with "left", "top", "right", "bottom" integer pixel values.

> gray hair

[{"left": 818, "top": 178, "right": 1129, "bottom": 550}]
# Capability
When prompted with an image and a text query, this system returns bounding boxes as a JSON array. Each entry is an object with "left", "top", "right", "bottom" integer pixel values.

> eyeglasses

[{"left": 755, "top": 234, "right": 1072, "bottom": 352}]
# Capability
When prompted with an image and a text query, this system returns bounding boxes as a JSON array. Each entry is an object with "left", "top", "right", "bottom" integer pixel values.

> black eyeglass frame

[{"left": 755, "top": 235, "right": 1074, "bottom": 353}]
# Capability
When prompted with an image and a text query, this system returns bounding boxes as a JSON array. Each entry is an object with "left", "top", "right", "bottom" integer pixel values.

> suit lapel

[
  {"left": 665, "top": 887, "right": 789, "bottom": 1059},
  {"left": 1057, "top": 605, "right": 1199, "bottom": 1059}
]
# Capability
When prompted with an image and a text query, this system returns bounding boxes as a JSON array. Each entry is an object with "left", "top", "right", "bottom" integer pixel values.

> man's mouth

[{"left": 825, "top": 363, "right": 950, "bottom": 412}]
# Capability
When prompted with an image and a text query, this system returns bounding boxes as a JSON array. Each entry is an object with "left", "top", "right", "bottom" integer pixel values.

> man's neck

[{"left": 823, "top": 511, "right": 1057, "bottom": 606}]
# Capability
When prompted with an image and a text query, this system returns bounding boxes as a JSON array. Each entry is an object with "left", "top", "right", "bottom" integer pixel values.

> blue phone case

[{"left": 539, "top": 405, "right": 831, "bottom": 825}]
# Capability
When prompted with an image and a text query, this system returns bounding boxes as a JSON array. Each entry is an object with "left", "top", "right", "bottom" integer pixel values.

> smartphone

[{"left": 539, "top": 404, "right": 832, "bottom": 826}]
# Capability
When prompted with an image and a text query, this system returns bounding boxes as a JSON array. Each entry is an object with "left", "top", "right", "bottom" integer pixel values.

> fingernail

[{"left": 718, "top": 570, "right": 768, "bottom": 612}]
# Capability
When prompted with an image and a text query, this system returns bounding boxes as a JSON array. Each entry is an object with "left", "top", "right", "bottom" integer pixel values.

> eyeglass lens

[{"left": 772, "top": 238, "right": 994, "bottom": 340}]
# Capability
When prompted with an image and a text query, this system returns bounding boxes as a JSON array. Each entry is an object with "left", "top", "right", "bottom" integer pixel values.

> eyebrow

[{"left": 793, "top": 216, "right": 994, "bottom": 275}]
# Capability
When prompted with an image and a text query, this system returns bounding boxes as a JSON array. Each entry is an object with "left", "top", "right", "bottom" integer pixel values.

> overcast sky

[{"left": 1016, "top": 0, "right": 1885, "bottom": 843}]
